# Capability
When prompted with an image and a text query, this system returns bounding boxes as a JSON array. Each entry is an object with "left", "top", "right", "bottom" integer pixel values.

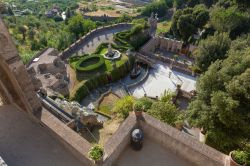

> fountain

[
  {"left": 130, "top": 61, "right": 142, "bottom": 79},
  {"left": 103, "top": 43, "right": 121, "bottom": 60}
]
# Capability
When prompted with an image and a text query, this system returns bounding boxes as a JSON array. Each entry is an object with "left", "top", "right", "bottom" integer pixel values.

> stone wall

[
  {"left": 59, "top": 23, "right": 132, "bottom": 60},
  {"left": 103, "top": 113, "right": 138, "bottom": 166},
  {"left": 140, "top": 113, "right": 228, "bottom": 166},
  {"left": 0, "top": 18, "right": 41, "bottom": 114},
  {"left": 40, "top": 109, "right": 94, "bottom": 165}
]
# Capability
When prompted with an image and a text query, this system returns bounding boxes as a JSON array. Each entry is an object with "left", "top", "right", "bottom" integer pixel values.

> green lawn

[{"left": 157, "top": 20, "right": 172, "bottom": 35}]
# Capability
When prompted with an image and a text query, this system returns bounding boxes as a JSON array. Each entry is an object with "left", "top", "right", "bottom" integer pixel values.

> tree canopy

[
  {"left": 171, "top": 5, "right": 209, "bottom": 42},
  {"left": 194, "top": 32, "right": 231, "bottom": 72},
  {"left": 187, "top": 35, "right": 250, "bottom": 153}
]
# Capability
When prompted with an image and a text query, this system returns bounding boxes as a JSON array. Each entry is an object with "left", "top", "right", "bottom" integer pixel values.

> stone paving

[
  {"left": 116, "top": 137, "right": 193, "bottom": 166},
  {"left": 130, "top": 62, "right": 196, "bottom": 98},
  {"left": 0, "top": 105, "right": 82, "bottom": 166}
]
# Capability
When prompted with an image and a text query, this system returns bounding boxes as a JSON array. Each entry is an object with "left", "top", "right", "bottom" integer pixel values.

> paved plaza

[{"left": 130, "top": 63, "right": 196, "bottom": 98}]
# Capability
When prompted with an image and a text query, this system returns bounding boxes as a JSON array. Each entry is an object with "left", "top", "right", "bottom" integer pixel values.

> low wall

[
  {"left": 40, "top": 109, "right": 93, "bottom": 166},
  {"left": 59, "top": 23, "right": 132, "bottom": 60},
  {"left": 103, "top": 113, "right": 138, "bottom": 166},
  {"left": 140, "top": 113, "right": 228, "bottom": 166},
  {"left": 127, "top": 66, "right": 149, "bottom": 89}
]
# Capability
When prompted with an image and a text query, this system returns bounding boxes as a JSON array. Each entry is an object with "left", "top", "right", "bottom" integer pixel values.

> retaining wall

[{"left": 59, "top": 23, "right": 132, "bottom": 60}]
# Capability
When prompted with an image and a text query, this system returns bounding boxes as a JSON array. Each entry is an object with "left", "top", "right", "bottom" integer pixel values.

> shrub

[
  {"left": 88, "top": 144, "right": 104, "bottom": 161},
  {"left": 133, "top": 100, "right": 146, "bottom": 112},
  {"left": 94, "top": 43, "right": 109, "bottom": 54},
  {"left": 113, "top": 96, "right": 135, "bottom": 119},
  {"left": 137, "top": 97, "right": 153, "bottom": 111},
  {"left": 232, "top": 150, "right": 247, "bottom": 165}
]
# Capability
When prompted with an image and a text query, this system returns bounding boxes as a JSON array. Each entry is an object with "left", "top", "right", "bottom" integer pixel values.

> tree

[
  {"left": 54, "top": 15, "right": 64, "bottom": 22},
  {"left": 177, "top": 14, "right": 196, "bottom": 42},
  {"left": 141, "top": 0, "right": 169, "bottom": 17},
  {"left": 67, "top": 14, "right": 96, "bottom": 39},
  {"left": 194, "top": 32, "right": 231, "bottom": 72},
  {"left": 187, "top": 35, "right": 250, "bottom": 153},
  {"left": 148, "top": 93, "right": 179, "bottom": 126},
  {"left": 28, "top": 29, "right": 36, "bottom": 40},
  {"left": 234, "top": 0, "right": 250, "bottom": 9},
  {"left": 171, "top": 6, "right": 209, "bottom": 42},
  {"left": 18, "top": 25, "right": 28, "bottom": 41},
  {"left": 210, "top": 6, "right": 249, "bottom": 37}
]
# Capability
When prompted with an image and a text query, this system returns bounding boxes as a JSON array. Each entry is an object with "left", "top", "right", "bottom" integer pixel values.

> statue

[{"left": 108, "top": 42, "right": 112, "bottom": 54}]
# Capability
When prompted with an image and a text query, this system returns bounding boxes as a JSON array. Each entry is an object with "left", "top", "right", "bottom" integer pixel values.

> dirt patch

[
  {"left": 80, "top": 117, "right": 123, "bottom": 145},
  {"left": 98, "top": 93, "right": 120, "bottom": 116}
]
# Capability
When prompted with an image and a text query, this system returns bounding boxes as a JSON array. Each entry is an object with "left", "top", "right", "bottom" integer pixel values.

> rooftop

[
  {"left": 0, "top": 105, "right": 82, "bottom": 166},
  {"left": 116, "top": 137, "right": 193, "bottom": 166}
]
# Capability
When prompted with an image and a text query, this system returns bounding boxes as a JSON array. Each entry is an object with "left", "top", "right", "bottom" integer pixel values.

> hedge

[
  {"left": 75, "top": 54, "right": 105, "bottom": 72},
  {"left": 71, "top": 60, "right": 132, "bottom": 102}
]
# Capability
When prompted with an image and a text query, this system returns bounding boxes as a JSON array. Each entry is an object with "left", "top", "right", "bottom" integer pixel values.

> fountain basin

[{"left": 103, "top": 50, "right": 121, "bottom": 60}]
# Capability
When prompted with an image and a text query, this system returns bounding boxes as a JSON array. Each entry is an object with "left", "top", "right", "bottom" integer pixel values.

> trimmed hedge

[
  {"left": 71, "top": 60, "right": 132, "bottom": 102},
  {"left": 75, "top": 54, "right": 105, "bottom": 72}
]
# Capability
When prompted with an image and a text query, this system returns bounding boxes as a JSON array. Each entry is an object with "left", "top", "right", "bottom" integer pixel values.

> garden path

[{"left": 77, "top": 26, "right": 131, "bottom": 55}]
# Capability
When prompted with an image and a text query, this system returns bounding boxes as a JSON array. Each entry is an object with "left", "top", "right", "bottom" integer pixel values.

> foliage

[
  {"left": 194, "top": 32, "right": 231, "bottom": 72},
  {"left": 114, "top": 22, "right": 150, "bottom": 51},
  {"left": 141, "top": 0, "right": 169, "bottom": 17},
  {"left": 113, "top": 96, "right": 135, "bottom": 119},
  {"left": 75, "top": 55, "right": 105, "bottom": 72},
  {"left": 133, "top": 100, "right": 146, "bottom": 112},
  {"left": 187, "top": 35, "right": 250, "bottom": 153},
  {"left": 147, "top": 93, "right": 179, "bottom": 126},
  {"left": 88, "top": 144, "right": 103, "bottom": 161},
  {"left": 136, "top": 97, "right": 153, "bottom": 111},
  {"left": 210, "top": 6, "right": 250, "bottom": 38},
  {"left": 232, "top": 150, "right": 247, "bottom": 165},
  {"left": 67, "top": 14, "right": 96, "bottom": 39},
  {"left": 171, "top": 5, "right": 209, "bottom": 42}
]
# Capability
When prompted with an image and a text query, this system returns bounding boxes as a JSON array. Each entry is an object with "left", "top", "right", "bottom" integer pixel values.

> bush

[
  {"left": 75, "top": 55, "right": 105, "bottom": 72},
  {"left": 133, "top": 100, "right": 146, "bottom": 112},
  {"left": 232, "top": 150, "right": 247, "bottom": 165},
  {"left": 137, "top": 97, "right": 153, "bottom": 111},
  {"left": 94, "top": 43, "right": 109, "bottom": 54},
  {"left": 88, "top": 144, "right": 103, "bottom": 161},
  {"left": 113, "top": 96, "right": 135, "bottom": 119}
]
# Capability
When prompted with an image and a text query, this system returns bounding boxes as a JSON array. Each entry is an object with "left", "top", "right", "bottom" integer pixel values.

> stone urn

[{"left": 229, "top": 151, "right": 247, "bottom": 166}]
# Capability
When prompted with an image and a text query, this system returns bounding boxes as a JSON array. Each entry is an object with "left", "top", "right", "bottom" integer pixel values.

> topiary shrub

[
  {"left": 232, "top": 150, "right": 247, "bottom": 165},
  {"left": 75, "top": 55, "right": 105, "bottom": 72},
  {"left": 88, "top": 144, "right": 104, "bottom": 161}
]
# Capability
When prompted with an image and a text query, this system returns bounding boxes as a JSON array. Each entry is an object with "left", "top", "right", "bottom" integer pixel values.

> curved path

[{"left": 76, "top": 25, "right": 131, "bottom": 55}]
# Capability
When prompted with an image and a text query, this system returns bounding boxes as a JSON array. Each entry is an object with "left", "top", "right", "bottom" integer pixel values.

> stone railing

[
  {"left": 59, "top": 23, "right": 132, "bottom": 60},
  {"left": 140, "top": 50, "right": 194, "bottom": 76}
]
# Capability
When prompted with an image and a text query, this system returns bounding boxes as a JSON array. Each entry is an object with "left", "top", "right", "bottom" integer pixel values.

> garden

[{"left": 69, "top": 43, "right": 131, "bottom": 102}]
